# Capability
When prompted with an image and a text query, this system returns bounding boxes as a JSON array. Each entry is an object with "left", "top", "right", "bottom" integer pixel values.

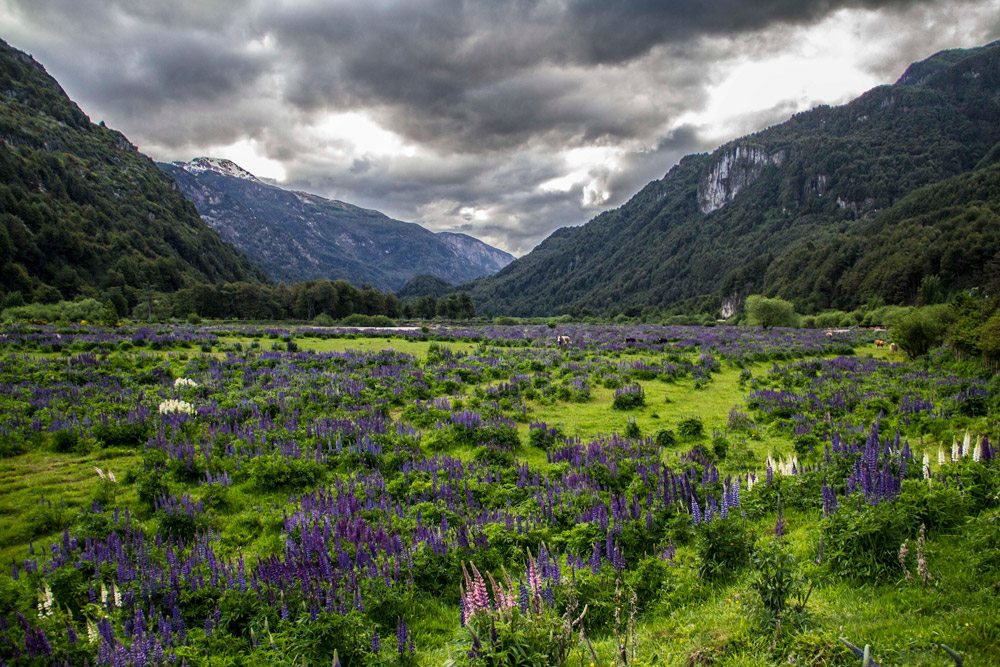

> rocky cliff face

[
  {"left": 437, "top": 232, "right": 513, "bottom": 275},
  {"left": 697, "top": 145, "right": 785, "bottom": 214}
]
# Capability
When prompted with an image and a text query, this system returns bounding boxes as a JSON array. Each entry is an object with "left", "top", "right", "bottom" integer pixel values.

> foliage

[
  {"left": 696, "top": 517, "right": 755, "bottom": 581},
  {"left": 751, "top": 540, "right": 808, "bottom": 620},
  {"left": 744, "top": 295, "right": 799, "bottom": 329},
  {"left": 892, "top": 304, "right": 953, "bottom": 358},
  {"left": 822, "top": 500, "right": 911, "bottom": 581}
]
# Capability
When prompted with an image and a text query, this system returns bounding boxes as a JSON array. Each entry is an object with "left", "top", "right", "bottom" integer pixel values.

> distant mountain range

[
  {"left": 159, "top": 158, "right": 514, "bottom": 291},
  {"left": 0, "top": 39, "right": 263, "bottom": 305},
  {"left": 470, "top": 41, "right": 1000, "bottom": 316}
]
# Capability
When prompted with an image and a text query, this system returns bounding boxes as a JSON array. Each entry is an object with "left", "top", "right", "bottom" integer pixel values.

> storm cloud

[{"left": 3, "top": 0, "right": 999, "bottom": 254}]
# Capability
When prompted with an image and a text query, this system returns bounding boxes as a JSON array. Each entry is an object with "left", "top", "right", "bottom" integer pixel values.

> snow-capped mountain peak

[{"left": 174, "top": 157, "right": 259, "bottom": 182}]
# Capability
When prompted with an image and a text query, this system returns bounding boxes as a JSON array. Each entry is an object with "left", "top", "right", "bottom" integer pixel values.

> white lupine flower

[
  {"left": 922, "top": 452, "right": 931, "bottom": 479},
  {"left": 87, "top": 620, "right": 99, "bottom": 643},
  {"left": 158, "top": 399, "right": 195, "bottom": 415},
  {"left": 94, "top": 467, "right": 105, "bottom": 480},
  {"left": 100, "top": 584, "right": 108, "bottom": 605},
  {"left": 963, "top": 430, "right": 972, "bottom": 457},
  {"left": 951, "top": 438, "right": 959, "bottom": 462},
  {"left": 973, "top": 436, "right": 983, "bottom": 462},
  {"left": 938, "top": 447, "right": 946, "bottom": 466},
  {"left": 173, "top": 377, "right": 198, "bottom": 388},
  {"left": 37, "top": 585, "right": 54, "bottom": 617}
]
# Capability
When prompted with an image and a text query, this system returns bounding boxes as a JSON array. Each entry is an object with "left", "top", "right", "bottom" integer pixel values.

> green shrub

[
  {"left": 626, "top": 556, "right": 675, "bottom": 611},
  {"left": 655, "top": 429, "right": 677, "bottom": 447},
  {"left": 678, "top": 417, "right": 704, "bottom": 439},
  {"left": 892, "top": 304, "right": 953, "bottom": 358},
  {"left": 751, "top": 540, "right": 807, "bottom": 620},
  {"left": 744, "top": 295, "right": 799, "bottom": 328},
  {"left": 243, "top": 456, "right": 325, "bottom": 492},
  {"left": 696, "top": 517, "right": 754, "bottom": 581},
  {"left": 822, "top": 501, "right": 910, "bottom": 581},
  {"left": 284, "top": 610, "right": 373, "bottom": 665},
  {"left": 338, "top": 313, "right": 397, "bottom": 327},
  {"left": 528, "top": 424, "right": 563, "bottom": 450},
  {"left": 51, "top": 429, "right": 80, "bottom": 453},
  {"left": 93, "top": 420, "right": 150, "bottom": 448},
  {"left": 612, "top": 384, "right": 645, "bottom": 410},
  {"left": 134, "top": 468, "right": 169, "bottom": 511}
]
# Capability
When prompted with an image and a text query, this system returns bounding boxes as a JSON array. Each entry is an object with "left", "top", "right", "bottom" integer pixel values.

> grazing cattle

[
  {"left": 874, "top": 339, "right": 885, "bottom": 348},
  {"left": 556, "top": 335, "right": 571, "bottom": 347},
  {"left": 825, "top": 330, "right": 834, "bottom": 338},
  {"left": 889, "top": 342, "right": 898, "bottom": 353}
]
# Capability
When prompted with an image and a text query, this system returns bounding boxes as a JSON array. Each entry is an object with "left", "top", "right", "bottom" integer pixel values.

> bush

[
  {"left": 243, "top": 456, "right": 325, "bottom": 491},
  {"left": 696, "top": 517, "right": 754, "bottom": 581},
  {"left": 744, "top": 295, "right": 799, "bottom": 328},
  {"left": 528, "top": 423, "right": 563, "bottom": 450},
  {"left": 338, "top": 313, "right": 397, "bottom": 327},
  {"left": 654, "top": 429, "right": 677, "bottom": 447},
  {"left": 612, "top": 384, "right": 645, "bottom": 410},
  {"left": 677, "top": 417, "right": 704, "bottom": 439},
  {"left": 751, "top": 540, "right": 806, "bottom": 620},
  {"left": 93, "top": 420, "right": 150, "bottom": 448},
  {"left": 892, "top": 304, "right": 953, "bottom": 358},
  {"left": 284, "top": 610, "right": 373, "bottom": 666},
  {"left": 51, "top": 429, "right": 80, "bottom": 453},
  {"left": 822, "top": 500, "right": 910, "bottom": 581},
  {"left": 626, "top": 556, "right": 674, "bottom": 611}
]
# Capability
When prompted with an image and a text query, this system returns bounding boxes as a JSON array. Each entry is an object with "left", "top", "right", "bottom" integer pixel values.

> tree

[
  {"left": 744, "top": 295, "right": 798, "bottom": 329},
  {"left": 892, "top": 305, "right": 952, "bottom": 358},
  {"left": 979, "top": 312, "right": 1000, "bottom": 361}
]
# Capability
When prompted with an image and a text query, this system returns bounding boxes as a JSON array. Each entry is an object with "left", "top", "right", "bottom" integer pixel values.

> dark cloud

[{"left": 3, "top": 0, "right": 999, "bottom": 255}]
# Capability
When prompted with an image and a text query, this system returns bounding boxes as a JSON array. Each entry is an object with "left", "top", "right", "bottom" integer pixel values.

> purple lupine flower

[
  {"left": 396, "top": 618, "right": 409, "bottom": 655},
  {"left": 691, "top": 496, "right": 702, "bottom": 524},
  {"left": 372, "top": 631, "right": 381, "bottom": 654}
]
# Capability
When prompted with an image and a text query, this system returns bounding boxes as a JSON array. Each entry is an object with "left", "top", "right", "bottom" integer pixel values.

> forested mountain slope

[
  {"left": 470, "top": 41, "right": 1000, "bottom": 316},
  {"left": 0, "top": 39, "right": 264, "bottom": 307}
]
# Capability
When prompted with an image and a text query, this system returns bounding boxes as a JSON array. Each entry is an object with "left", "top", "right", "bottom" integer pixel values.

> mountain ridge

[
  {"left": 160, "top": 157, "right": 514, "bottom": 291},
  {"left": 468, "top": 40, "right": 1000, "bottom": 316},
  {"left": 0, "top": 38, "right": 264, "bottom": 308}
]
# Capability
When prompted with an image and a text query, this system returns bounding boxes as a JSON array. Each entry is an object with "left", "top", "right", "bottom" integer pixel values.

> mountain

[
  {"left": 0, "top": 39, "right": 264, "bottom": 306},
  {"left": 470, "top": 41, "right": 1000, "bottom": 316},
  {"left": 160, "top": 158, "right": 514, "bottom": 291}
]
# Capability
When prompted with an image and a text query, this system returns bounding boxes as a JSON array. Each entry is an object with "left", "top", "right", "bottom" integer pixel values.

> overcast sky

[{"left": 3, "top": 1, "right": 999, "bottom": 255}]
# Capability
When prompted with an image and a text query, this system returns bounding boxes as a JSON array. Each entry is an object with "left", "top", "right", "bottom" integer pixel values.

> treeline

[{"left": 1, "top": 280, "right": 479, "bottom": 324}]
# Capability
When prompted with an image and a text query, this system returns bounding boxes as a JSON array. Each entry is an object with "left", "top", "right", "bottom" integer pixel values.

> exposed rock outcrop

[{"left": 697, "top": 145, "right": 785, "bottom": 214}]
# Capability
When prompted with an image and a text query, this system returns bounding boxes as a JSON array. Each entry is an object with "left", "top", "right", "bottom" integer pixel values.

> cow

[
  {"left": 874, "top": 339, "right": 885, "bottom": 348},
  {"left": 556, "top": 335, "right": 571, "bottom": 347},
  {"left": 825, "top": 330, "right": 834, "bottom": 338},
  {"left": 889, "top": 342, "right": 898, "bottom": 353}
]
